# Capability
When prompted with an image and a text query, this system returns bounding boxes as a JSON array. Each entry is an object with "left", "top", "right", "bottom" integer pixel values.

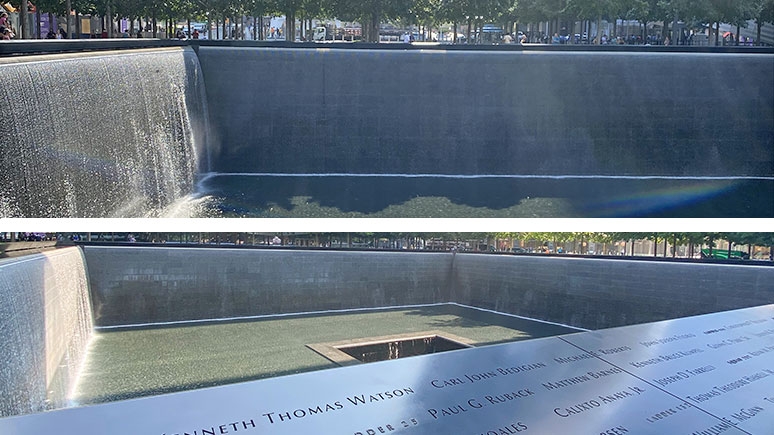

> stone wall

[
  {"left": 0, "top": 247, "right": 92, "bottom": 417},
  {"left": 452, "top": 254, "right": 774, "bottom": 329},
  {"left": 82, "top": 246, "right": 774, "bottom": 330},
  {"left": 198, "top": 46, "right": 773, "bottom": 177},
  {"left": 82, "top": 246, "right": 454, "bottom": 327}
]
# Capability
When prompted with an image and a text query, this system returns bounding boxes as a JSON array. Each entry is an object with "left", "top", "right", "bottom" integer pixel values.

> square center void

[
  {"left": 340, "top": 335, "right": 470, "bottom": 362},
  {"left": 307, "top": 330, "right": 474, "bottom": 366}
]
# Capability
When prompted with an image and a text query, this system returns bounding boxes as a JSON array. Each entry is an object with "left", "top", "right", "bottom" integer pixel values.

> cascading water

[
  {"left": 0, "top": 47, "right": 209, "bottom": 217},
  {"left": 0, "top": 247, "right": 93, "bottom": 417}
]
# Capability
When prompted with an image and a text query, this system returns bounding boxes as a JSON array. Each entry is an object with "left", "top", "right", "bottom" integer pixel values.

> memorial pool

[
  {"left": 197, "top": 174, "right": 774, "bottom": 217},
  {"left": 4, "top": 245, "right": 773, "bottom": 420},
  {"left": 2, "top": 43, "right": 771, "bottom": 218},
  {"left": 3, "top": 304, "right": 773, "bottom": 435},
  {"left": 71, "top": 305, "right": 579, "bottom": 406}
]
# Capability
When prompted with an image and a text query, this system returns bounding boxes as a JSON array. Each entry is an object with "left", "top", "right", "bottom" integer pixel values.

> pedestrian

[
  {"left": 1, "top": 27, "right": 10, "bottom": 40},
  {"left": 192, "top": 29, "right": 199, "bottom": 39},
  {"left": 46, "top": 28, "right": 57, "bottom": 39},
  {"left": 59, "top": 28, "right": 67, "bottom": 39},
  {"left": 0, "top": 13, "right": 7, "bottom": 29}
]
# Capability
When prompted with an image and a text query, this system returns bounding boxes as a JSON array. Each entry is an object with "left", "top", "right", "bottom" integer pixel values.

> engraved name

[{"left": 430, "top": 363, "right": 546, "bottom": 389}]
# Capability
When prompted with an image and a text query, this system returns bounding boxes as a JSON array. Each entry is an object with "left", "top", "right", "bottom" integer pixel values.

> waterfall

[
  {"left": 0, "top": 47, "right": 209, "bottom": 217},
  {"left": 0, "top": 247, "right": 93, "bottom": 417}
]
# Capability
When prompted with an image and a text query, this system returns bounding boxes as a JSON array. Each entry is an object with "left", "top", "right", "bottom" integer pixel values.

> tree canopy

[{"left": 25, "top": 0, "right": 774, "bottom": 37}]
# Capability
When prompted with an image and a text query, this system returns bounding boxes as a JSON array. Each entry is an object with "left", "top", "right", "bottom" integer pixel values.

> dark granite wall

[
  {"left": 82, "top": 247, "right": 453, "bottom": 327},
  {"left": 198, "top": 46, "right": 773, "bottom": 176},
  {"left": 81, "top": 246, "right": 774, "bottom": 329},
  {"left": 453, "top": 254, "right": 774, "bottom": 329}
]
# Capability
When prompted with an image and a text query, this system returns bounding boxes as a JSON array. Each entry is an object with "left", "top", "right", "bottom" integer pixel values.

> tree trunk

[
  {"left": 285, "top": 9, "right": 294, "bottom": 42},
  {"left": 75, "top": 11, "right": 80, "bottom": 38},
  {"left": 107, "top": 4, "right": 113, "bottom": 37},
  {"left": 467, "top": 17, "right": 472, "bottom": 43},
  {"left": 735, "top": 23, "right": 740, "bottom": 45},
  {"left": 65, "top": 0, "right": 72, "bottom": 37},
  {"left": 370, "top": 11, "right": 379, "bottom": 43},
  {"left": 672, "top": 13, "right": 678, "bottom": 45},
  {"left": 253, "top": 16, "right": 257, "bottom": 40},
  {"left": 152, "top": 13, "right": 157, "bottom": 38},
  {"left": 757, "top": 20, "right": 762, "bottom": 45},
  {"left": 36, "top": 9, "right": 41, "bottom": 38},
  {"left": 595, "top": 16, "right": 602, "bottom": 44},
  {"left": 714, "top": 22, "right": 719, "bottom": 46},
  {"left": 453, "top": 22, "right": 457, "bottom": 44},
  {"left": 20, "top": 0, "right": 28, "bottom": 39}
]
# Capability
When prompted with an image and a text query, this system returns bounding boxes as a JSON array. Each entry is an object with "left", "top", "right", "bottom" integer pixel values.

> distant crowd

[
  {"left": 43, "top": 27, "right": 68, "bottom": 39},
  {"left": 517, "top": 29, "right": 758, "bottom": 46}
]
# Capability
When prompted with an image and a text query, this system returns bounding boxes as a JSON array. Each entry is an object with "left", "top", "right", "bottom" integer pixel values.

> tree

[
  {"left": 753, "top": 0, "right": 774, "bottom": 44},
  {"left": 329, "top": 0, "right": 414, "bottom": 42},
  {"left": 567, "top": 0, "right": 619, "bottom": 43}
]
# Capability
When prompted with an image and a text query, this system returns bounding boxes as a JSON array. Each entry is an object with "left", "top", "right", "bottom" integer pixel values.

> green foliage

[{"left": 33, "top": 0, "right": 774, "bottom": 37}]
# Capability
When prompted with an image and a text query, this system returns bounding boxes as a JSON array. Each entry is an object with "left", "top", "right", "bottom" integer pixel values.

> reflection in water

[{"left": 195, "top": 174, "right": 773, "bottom": 218}]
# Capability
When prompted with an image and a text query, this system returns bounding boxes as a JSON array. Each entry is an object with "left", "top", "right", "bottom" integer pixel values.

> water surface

[{"left": 195, "top": 174, "right": 773, "bottom": 218}]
